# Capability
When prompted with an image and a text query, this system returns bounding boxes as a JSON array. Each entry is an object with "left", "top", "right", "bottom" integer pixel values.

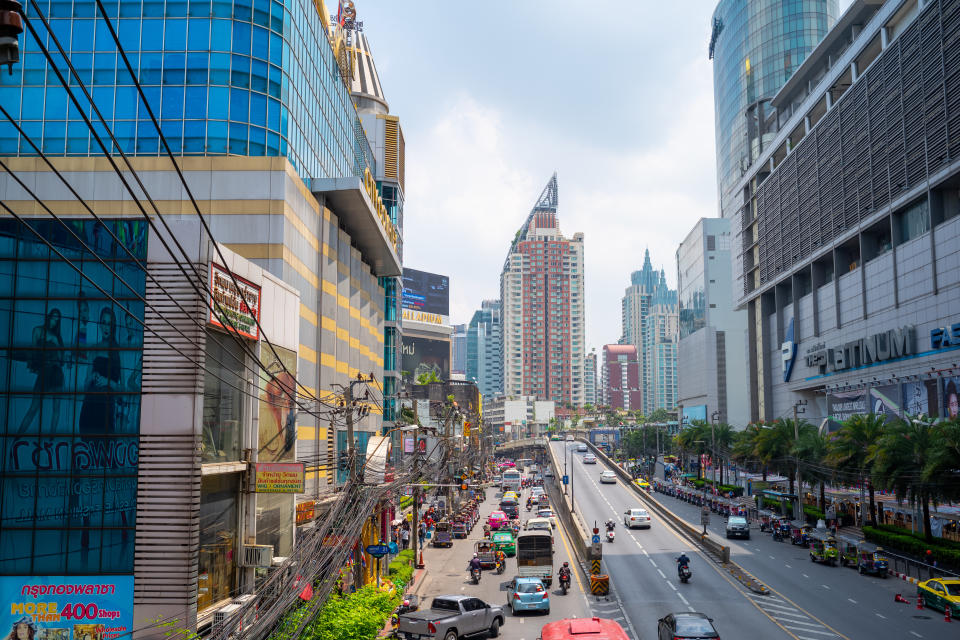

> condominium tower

[
  {"left": 466, "top": 299, "right": 503, "bottom": 397},
  {"left": 501, "top": 175, "right": 585, "bottom": 406}
]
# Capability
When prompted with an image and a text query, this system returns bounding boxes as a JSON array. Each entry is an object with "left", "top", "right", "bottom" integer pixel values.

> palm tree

[
  {"left": 925, "top": 417, "right": 960, "bottom": 505},
  {"left": 731, "top": 424, "right": 764, "bottom": 478},
  {"left": 794, "top": 424, "right": 829, "bottom": 515},
  {"left": 872, "top": 416, "right": 939, "bottom": 541},
  {"left": 825, "top": 413, "right": 886, "bottom": 526},
  {"left": 756, "top": 419, "right": 799, "bottom": 494},
  {"left": 712, "top": 423, "right": 735, "bottom": 485}
]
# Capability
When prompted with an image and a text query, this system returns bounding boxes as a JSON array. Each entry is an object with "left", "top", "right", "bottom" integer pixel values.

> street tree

[{"left": 825, "top": 412, "right": 886, "bottom": 526}]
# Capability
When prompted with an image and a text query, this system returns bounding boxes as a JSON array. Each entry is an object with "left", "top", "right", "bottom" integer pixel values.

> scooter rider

[
  {"left": 468, "top": 553, "right": 483, "bottom": 574},
  {"left": 558, "top": 561, "right": 572, "bottom": 583},
  {"left": 605, "top": 518, "right": 615, "bottom": 531},
  {"left": 676, "top": 552, "right": 690, "bottom": 577}
]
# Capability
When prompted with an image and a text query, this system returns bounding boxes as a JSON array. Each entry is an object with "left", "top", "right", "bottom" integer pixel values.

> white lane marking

[
  {"left": 768, "top": 610, "right": 815, "bottom": 620},
  {"left": 761, "top": 602, "right": 800, "bottom": 612},
  {"left": 677, "top": 593, "right": 689, "bottom": 605},
  {"left": 875, "top": 613, "right": 886, "bottom": 619},
  {"left": 519, "top": 619, "right": 524, "bottom": 624},
  {"left": 687, "top": 605, "right": 695, "bottom": 612},
  {"left": 785, "top": 564, "right": 792, "bottom": 568},
  {"left": 657, "top": 568, "right": 666, "bottom": 579},
  {"left": 802, "top": 573, "right": 810, "bottom": 578},
  {"left": 776, "top": 618, "right": 827, "bottom": 628},
  {"left": 641, "top": 549, "right": 649, "bottom": 556},
  {"left": 780, "top": 626, "right": 837, "bottom": 637},
  {"left": 909, "top": 632, "right": 922, "bottom": 638},
  {"left": 460, "top": 586, "right": 465, "bottom": 591},
  {"left": 797, "top": 636, "right": 836, "bottom": 640},
  {"left": 848, "top": 598, "right": 857, "bottom": 604},
  {"left": 649, "top": 558, "right": 657, "bottom": 567},
  {"left": 821, "top": 584, "right": 831, "bottom": 590},
  {"left": 769, "top": 555, "right": 776, "bottom": 559},
  {"left": 667, "top": 582, "right": 677, "bottom": 591}
]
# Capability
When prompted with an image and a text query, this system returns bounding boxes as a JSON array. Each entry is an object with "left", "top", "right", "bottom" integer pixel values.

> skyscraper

[
  {"left": 466, "top": 300, "right": 503, "bottom": 397},
  {"left": 584, "top": 350, "right": 598, "bottom": 407},
  {"left": 643, "top": 274, "right": 679, "bottom": 414},
  {"left": 501, "top": 175, "right": 585, "bottom": 406},
  {"left": 710, "top": 0, "right": 838, "bottom": 218},
  {"left": 451, "top": 323, "right": 468, "bottom": 376},
  {"left": 600, "top": 345, "right": 642, "bottom": 411}
]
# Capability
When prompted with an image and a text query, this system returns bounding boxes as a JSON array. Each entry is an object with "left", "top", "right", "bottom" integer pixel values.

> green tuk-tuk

[
  {"left": 809, "top": 530, "right": 839, "bottom": 566},
  {"left": 837, "top": 535, "right": 859, "bottom": 568},
  {"left": 856, "top": 541, "right": 889, "bottom": 577}
]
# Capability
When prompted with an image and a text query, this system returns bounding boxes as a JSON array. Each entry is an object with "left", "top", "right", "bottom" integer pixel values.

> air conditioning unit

[
  {"left": 212, "top": 603, "right": 242, "bottom": 638},
  {"left": 241, "top": 544, "right": 274, "bottom": 568},
  {"left": 233, "top": 594, "right": 258, "bottom": 629}
]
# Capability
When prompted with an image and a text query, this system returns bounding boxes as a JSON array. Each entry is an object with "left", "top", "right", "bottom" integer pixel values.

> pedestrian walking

[
  {"left": 401, "top": 526, "right": 410, "bottom": 550},
  {"left": 418, "top": 522, "right": 426, "bottom": 548}
]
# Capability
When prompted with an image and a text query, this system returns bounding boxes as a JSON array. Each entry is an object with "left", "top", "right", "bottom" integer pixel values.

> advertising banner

[
  {"left": 401, "top": 336, "right": 450, "bottom": 384},
  {"left": 258, "top": 346, "right": 297, "bottom": 463},
  {"left": 682, "top": 405, "right": 707, "bottom": 423},
  {"left": 252, "top": 462, "right": 305, "bottom": 493},
  {"left": 209, "top": 263, "right": 261, "bottom": 340},
  {"left": 944, "top": 376, "right": 960, "bottom": 419},
  {"left": 1, "top": 575, "right": 134, "bottom": 640},
  {"left": 869, "top": 384, "right": 901, "bottom": 421},
  {"left": 401, "top": 268, "right": 449, "bottom": 320},
  {"left": 902, "top": 379, "right": 939, "bottom": 417},
  {"left": 827, "top": 390, "right": 868, "bottom": 422}
]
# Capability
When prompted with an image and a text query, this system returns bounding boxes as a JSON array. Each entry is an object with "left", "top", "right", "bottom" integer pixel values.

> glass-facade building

[
  {"left": 0, "top": 0, "right": 373, "bottom": 182},
  {"left": 710, "top": 0, "right": 838, "bottom": 217}
]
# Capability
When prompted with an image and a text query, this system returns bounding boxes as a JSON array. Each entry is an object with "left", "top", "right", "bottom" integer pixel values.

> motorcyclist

[
  {"left": 605, "top": 518, "right": 615, "bottom": 531},
  {"left": 495, "top": 549, "right": 506, "bottom": 571},
  {"left": 468, "top": 553, "right": 482, "bottom": 573},
  {"left": 676, "top": 552, "right": 690, "bottom": 577},
  {"left": 558, "top": 561, "right": 572, "bottom": 583}
]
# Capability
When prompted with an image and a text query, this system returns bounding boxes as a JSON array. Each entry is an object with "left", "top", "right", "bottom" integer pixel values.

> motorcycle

[
  {"left": 606, "top": 529, "right": 615, "bottom": 543},
  {"left": 678, "top": 563, "right": 692, "bottom": 583},
  {"left": 559, "top": 572, "right": 571, "bottom": 595},
  {"left": 496, "top": 559, "right": 506, "bottom": 575},
  {"left": 469, "top": 566, "right": 481, "bottom": 584},
  {"left": 390, "top": 596, "right": 419, "bottom": 627}
]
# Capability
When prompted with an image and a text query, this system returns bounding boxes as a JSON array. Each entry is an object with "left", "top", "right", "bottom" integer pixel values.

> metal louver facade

[{"left": 742, "top": 0, "right": 960, "bottom": 299}]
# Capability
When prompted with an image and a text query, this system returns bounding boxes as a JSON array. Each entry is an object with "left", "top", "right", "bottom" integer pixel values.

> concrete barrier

[{"left": 543, "top": 442, "right": 590, "bottom": 579}]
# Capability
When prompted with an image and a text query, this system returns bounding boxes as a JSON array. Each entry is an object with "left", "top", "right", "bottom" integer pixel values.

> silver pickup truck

[{"left": 396, "top": 595, "right": 504, "bottom": 640}]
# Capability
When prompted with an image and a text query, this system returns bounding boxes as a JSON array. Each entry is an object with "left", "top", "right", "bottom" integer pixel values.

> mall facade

[
  {"left": 733, "top": 0, "right": 960, "bottom": 425},
  {"left": 0, "top": 0, "right": 402, "bottom": 635}
]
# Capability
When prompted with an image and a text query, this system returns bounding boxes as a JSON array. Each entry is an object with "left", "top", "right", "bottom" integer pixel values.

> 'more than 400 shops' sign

[{"left": 805, "top": 326, "right": 915, "bottom": 374}]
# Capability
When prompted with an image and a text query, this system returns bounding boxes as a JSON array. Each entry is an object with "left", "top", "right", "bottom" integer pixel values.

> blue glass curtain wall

[
  {"left": 0, "top": 0, "right": 374, "bottom": 183},
  {"left": 0, "top": 218, "right": 147, "bottom": 575}
]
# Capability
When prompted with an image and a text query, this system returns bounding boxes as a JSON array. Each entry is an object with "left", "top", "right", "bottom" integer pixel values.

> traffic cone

[
  {"left": 918, "top": 594, "right": 924, "bottom": 610},
  {"left": 895, "top": 594, "right": 908, "bottom": 604},
  {"left": 945, "top": 604, "right": 952, "bottom": 623},
  {"left": 416, "top": 548, "right": 425, "bottom": 569}
]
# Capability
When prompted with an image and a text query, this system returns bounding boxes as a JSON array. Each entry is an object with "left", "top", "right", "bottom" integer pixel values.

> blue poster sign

[
  {"left": 366, "top": 544, "right": 390, "bottom": 558},
  {"left": 0, "top": 575, "right": 134, "bottom": 640},
  {"left": 562, "top": 475, "right": 569, "bottom": 485},
  {"left": 591, "top": 534, "right": 601, "bottom": 544}
]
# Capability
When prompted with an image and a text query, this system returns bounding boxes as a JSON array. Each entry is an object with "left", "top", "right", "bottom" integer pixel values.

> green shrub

[
  {"left": 388, "top": 549, "right": 415, "bottom": 589},
  {"left": 269, "top": 585, "right": 401, "bottom": 640},
  {"left": 399, "top": 496, "right": 414, "bottom": 510},
  {"left": 863, "top": 526, "right": 960, "bottom": 570},
  {"left": 803, "top": 505, "right": 825, "bottom": 522}
]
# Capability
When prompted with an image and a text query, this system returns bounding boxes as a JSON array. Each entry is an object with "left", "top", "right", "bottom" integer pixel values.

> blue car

[{"left": 507, "top": 577, "right": 550, "bottom": 615}]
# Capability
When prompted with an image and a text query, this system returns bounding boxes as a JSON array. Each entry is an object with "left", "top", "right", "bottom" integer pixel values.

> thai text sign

[
  {"left": 296, "top": 500, "right": 315, "bottom": 525},
  {"left": 2, "top": 575, "right": 134, "bottom": 640},
  {"left": 209, "top": 263, "right": 261, "bottom": 340},
  {"left": 253, "top": 462, "right": 305, "bottom": 493}
]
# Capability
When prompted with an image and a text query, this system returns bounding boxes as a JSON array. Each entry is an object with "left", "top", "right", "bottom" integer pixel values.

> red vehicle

[{"left": 540, "top": 617, "right": 630, "bottom": 640}]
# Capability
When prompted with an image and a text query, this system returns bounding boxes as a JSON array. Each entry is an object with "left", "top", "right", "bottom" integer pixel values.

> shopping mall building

[
  {"left": 733, "top": 0, "right": 960, "bottom": 425},
  {"left": 0, "top": 0, "right": 403, "bottom": 635}
]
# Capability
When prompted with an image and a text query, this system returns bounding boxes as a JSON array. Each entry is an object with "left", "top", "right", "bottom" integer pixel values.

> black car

[
  {"left": 500, "top": 500, "right": 519, "bottom": 519},
  {"left": 725, "top": 515, "right": 750, "bottom": 539},
  {"left": 657, "top": 612, "right": 719, "bottom": 639}
]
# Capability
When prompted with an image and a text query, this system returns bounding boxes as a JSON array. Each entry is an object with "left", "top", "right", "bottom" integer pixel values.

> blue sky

[{"left": 360, "top": 0, "right": 853, "bottom": 353}]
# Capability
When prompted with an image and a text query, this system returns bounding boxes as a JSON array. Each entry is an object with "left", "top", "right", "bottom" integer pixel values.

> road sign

[
  {"left": 366, "top": 544, "right": 390, "bottom": 558},
  {"left": 592, "top": 534, "right": 601, "bottom": 544},
  {"left": 700, "top": 509, "right": 710, "bottom": 526},
  {"left": 562, "top": 475, "right": 569, "bottom": 485}
]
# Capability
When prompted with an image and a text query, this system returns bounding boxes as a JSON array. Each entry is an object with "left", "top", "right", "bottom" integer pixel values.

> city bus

[{"left": 502, "top": 469, "right": 522, "bottom": 492}]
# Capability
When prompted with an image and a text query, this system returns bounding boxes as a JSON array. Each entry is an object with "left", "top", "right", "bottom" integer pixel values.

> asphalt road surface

[
  {"left": 553, "top": 441, "right": 802, "bottom": 640},
  {"left": 649, "top": 460, "right": 948, "bottom": 640},
  {"left": 411, "top": 484, "right": 593, "bottom": 640}
]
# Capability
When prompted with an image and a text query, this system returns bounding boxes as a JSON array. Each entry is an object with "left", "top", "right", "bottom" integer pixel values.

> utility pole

[
  {"left": 344, "top": 375, "right": 370, "bottom": 589},
  {"left": 411, "top": 399, "right": 424, "bottom": 569},
  {"left": 793, "top": 399, "right": 806, "bottom": 520}
]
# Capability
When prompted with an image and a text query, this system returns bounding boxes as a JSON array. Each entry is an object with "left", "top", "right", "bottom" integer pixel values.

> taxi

[
  {"left": 917, "top": 578, "right": 960, "bottom": 612},
  {"left": 633, "top": 478, "right": 651, "bottom": 489},
  {"left": 487, "top": 510, "right": 510, "bottom": 531},
  {"left": 503, "top": 491, "right": 520, "bottom": 502},
  {"left": 491, "top": 529, "right": 517, "bottom": 556},
  {"left": 499, "top": 461, "right": 516, "bottom": 469}
]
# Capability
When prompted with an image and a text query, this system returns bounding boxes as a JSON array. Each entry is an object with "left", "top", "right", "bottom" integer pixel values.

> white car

[
  {"left": 623, "top": 508, "right": 652, "bottom": 529},
  {"left": 583, "top": 453, "right": 597, "bottom": 464},
  {"left": 525, "top": 517, "right": 553, "bottom": 538},
  {"left": 530, "top": 487, "right": 545, "bottom": 498},
  {"left": 576, "top": 443, "right": 588, "bottom": 452},
  {"left": 565, "top": 435, "right": 574, "bottom": 441},
  {"left": 600, "top": 470, "right": 617, "bottom": 484},
  {"left": 536, "top": 508, "right": 558, "bottom": 528}
]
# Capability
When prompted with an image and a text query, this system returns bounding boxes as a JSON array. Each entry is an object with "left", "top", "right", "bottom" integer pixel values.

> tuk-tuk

[
  {"left": 856, "top": 541, "right": 889, "bottom": 577},
  {"left": 758, "top": 510, "right": 774, "bottom": 532},
  {"left": 432, "top": 521, "right": 453, "bottom": 547},
  {"left": 539, "top": 494, "right": 550, "bottom": 509},
  {"left": 452, "top": 519, "right": 468, "bottom": 539},
  {"left": 475, "top": 541, "right": 497, "bottom": 569},
  {"left": 791, "top": 522, "right": 811, "bottom": 546},
  {"left": 809, "top": 530, "right": 839, "bottom": 565},
  {"left": 772, "top": 518, "right": 791, "bottom": 542},
  {"left": 837, "top": 535, "right": 859, "bottom": 568}
]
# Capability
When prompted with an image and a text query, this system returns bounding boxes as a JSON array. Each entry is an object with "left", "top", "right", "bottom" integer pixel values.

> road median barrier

[
  {"left": 579, "top": 439, "right": 770, "bottom": 595},
  {"left": 545, "top": 441, "right": 590, "bottom": 581}
]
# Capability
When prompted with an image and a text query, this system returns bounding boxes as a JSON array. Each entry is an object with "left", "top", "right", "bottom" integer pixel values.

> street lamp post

[{"left": 710, "top": 411, "right": 720, "bottom": 488}]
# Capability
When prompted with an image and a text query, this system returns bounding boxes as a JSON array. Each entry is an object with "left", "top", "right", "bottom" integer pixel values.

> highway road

[
  {"left": 553, "top": 441, "right": 802, "bottom": 640},
  {"left": 647, "top": 460, "right": 949, "bottom": 640},
  {"left": 412, "top": 484, "right": 596, "bottom": 640}
]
